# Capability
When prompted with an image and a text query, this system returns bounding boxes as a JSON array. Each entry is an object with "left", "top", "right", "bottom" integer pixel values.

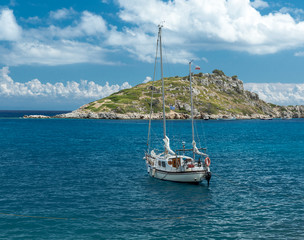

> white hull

[{"left": 146, "top": 161, "right": 210, "bottom": 184}]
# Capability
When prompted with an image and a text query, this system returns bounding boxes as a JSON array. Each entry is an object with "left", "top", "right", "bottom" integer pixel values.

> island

[{"left": 24, "top": 70, "right": 304, "bottom": 120}]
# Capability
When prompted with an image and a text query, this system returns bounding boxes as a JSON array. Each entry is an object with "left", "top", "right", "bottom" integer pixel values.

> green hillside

[{"left": 81, "top": 70, "right": 276, "bottom": 117}]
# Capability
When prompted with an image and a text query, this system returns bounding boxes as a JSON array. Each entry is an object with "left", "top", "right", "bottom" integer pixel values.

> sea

[{"left": 0, "top": 110, "right": 303, "bottom": 239}]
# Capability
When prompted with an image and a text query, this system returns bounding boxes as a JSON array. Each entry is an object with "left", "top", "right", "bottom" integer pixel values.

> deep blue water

[{"left": 0, "top": 114, "right": 303, "bottom": 239}]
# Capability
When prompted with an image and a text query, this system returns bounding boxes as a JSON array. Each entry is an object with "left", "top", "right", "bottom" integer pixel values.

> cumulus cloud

[
  {"left": 48, "top": 11, "right": 107, "bottom": 37},
  {"left": 3, "top": 1, "right": 304, "bottom": 66},
  {"left": 114, "top": 0, "right": 304, "bottom": 59},
  {"left": 250, "top": 0, "right": 269, "bottom": 9},
  {"left": 0, "top": 67, "right": 131, "bottom": 99},
  {"left": 0, "top": 8, "right": 22, "bottom": 41},
  {"left": 244, "top": 82, "right": 304, "bottom": 105},
  {"left": 0, "top": 10, "right": 110, "bottom": 66},
  {"left": 32, "top": 11, "right": 107, "bottom": 40},
  {"left": 78, "top": 11, "right": 107, "bottom": 35}
]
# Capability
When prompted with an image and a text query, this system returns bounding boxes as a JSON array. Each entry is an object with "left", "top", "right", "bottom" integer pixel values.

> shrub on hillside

[{"left": 212, "top": 69, "right": 225, "bottom": 76}]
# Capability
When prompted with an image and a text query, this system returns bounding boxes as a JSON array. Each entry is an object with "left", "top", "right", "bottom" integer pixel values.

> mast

[
  {"left": 147, "top": 28, "right": 160, "bottom": 153},
  {"left": 159, "top": 25, "right": 166, "bottom": 139},
  {"left": 189, "top": 61, "right": 195, "bottom": 159}
]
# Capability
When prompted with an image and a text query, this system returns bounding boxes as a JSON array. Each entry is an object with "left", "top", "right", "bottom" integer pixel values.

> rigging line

[
  {"left": 199, "top": 119, "right": 208, "bottom": 153},
  {"left": 160, "top": 25, "right": 167, "bottom": 141},
  {"left": 147, "top": 29, "right": 160, "bottom": 153},
  {"left": 195, "top": 121, "right": 205, "bottom": 154},
  {"left": 161, "top": 34, "right": 176, "bottom": 141},
  {"left": 191, "top": 74, "right": 203, "bottom": 150},
  {"left": 149, "top": 121, "right": 163, "bottom": 149},
  {"left": 189, "top": 61, "right": 195, "bottom": 149},
  {"left": 193, "top": 120, "right": 201, "bottom": 148},
  {"left": 162, "top": 66, "right": 171, "bottom": 139},
  {"left": 151, "top": 129, "right": 162, "bottom": 150},
  {"left": 195, "top": 124, "right": 204, "bottom": 157}
]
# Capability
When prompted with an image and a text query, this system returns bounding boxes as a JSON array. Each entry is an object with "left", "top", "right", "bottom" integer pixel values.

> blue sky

[{"left": 1, "top": 0, "right": 304, "bottom": 110}]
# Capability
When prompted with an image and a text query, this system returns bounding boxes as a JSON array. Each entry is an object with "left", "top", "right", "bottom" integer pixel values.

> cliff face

[{"left": 55, "top": 71, "right": 304, "bottom": 119}]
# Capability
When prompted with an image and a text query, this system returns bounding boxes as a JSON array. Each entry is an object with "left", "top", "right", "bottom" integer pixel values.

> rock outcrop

[{"left": 23, "top": 115, "right": 51, "bottom": 119}]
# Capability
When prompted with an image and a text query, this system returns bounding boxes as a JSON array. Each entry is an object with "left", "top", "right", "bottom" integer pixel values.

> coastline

[{"left": 23, "top": 108, "right": 304, "bottom": 120}]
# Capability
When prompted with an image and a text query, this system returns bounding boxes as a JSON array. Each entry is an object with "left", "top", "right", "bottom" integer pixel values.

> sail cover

[
  {"left": 163, "top": 136, "right": 175, "bottom": 155},
  {"left": 192, "top": 140, "right": 207, "bottom": 156}
]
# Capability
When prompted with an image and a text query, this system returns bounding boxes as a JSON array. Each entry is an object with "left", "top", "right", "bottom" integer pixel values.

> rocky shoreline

[{"left": 23, "top": 105, "right": 304, "bottom": 120}]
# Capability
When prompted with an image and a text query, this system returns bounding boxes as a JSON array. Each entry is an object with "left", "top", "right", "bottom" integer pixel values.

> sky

[{"left": 1, "top": 0, "right": 304, "bottom": 110}]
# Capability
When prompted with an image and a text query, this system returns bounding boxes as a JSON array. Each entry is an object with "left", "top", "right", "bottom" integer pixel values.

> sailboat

[{"left": 144, "top": 25, "right": 212, "bottom": 185}]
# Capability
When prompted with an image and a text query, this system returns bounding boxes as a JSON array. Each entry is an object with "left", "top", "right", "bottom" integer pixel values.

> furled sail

[
  {"left": 192, "top": 140, "right": 207, "bottom": 156},
  {"left": 163, "top": 136, "right": 175, "bottom": 155}
]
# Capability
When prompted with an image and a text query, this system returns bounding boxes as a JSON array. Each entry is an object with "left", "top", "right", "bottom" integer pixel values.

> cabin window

[
  {"left": 158, "top": 161, "right": 161, "bottom": 166},
  {"left": 162, "top": 161, "right": 166, "bottom": 168}
]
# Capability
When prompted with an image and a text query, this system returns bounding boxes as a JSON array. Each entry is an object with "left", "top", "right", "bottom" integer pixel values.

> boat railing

[{"left": 175, "top": 147, "right": 207, "bottom": 152}]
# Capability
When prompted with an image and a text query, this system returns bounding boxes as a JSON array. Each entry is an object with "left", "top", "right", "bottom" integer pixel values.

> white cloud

[
  {"left": 244, "top": 82, "right": 304, "bottom": 105},
  {"left": 279, "top": 7, "right": 304, "bottom": 16},
  {"left": 0, "top": 67, "right": 131, "bottom": 99},
  {"left": 49, "top": 8, "right": 76, "bottom": 20},
  {"left": 79, "top": 11, "right": 107, "bottom": 35},
  {"left": 0, "top": 40, "right": 109, "bottom": 66},
  {"left": 0, "top": 10, "right": 110, "bottom": 66},
  {"left": 106, "top": 26, "right": 194, "bottom": 63},
  {"left": 250, "top": 0, "right": 269, "bottom": 9},
  {"left": 3, "top": 1, "right": 304, "bottom": 67},
  {"left": 115, "top": 0, "right": 304, "bottom": 59},
  {"left": 143, "top": 76, "right": 151, "bottom": 83},
  {"left": 279, "top": 7, "right": 304, "bottom": 22},
  {"left": 43, "top": 11, "right": 107, "bottom": 39},
  {"left": 0, "top": 8, "right": 22, "bottom": 41}
]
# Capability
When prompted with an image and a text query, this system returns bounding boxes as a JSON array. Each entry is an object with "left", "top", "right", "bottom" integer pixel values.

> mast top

[{"left": 158, "top": 21, "right": 165, "bottom": 29}]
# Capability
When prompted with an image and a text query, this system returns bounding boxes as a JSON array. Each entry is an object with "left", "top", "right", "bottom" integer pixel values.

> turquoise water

[{"left": 0, "top": 116, "right": 303, "bottom": 239}]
